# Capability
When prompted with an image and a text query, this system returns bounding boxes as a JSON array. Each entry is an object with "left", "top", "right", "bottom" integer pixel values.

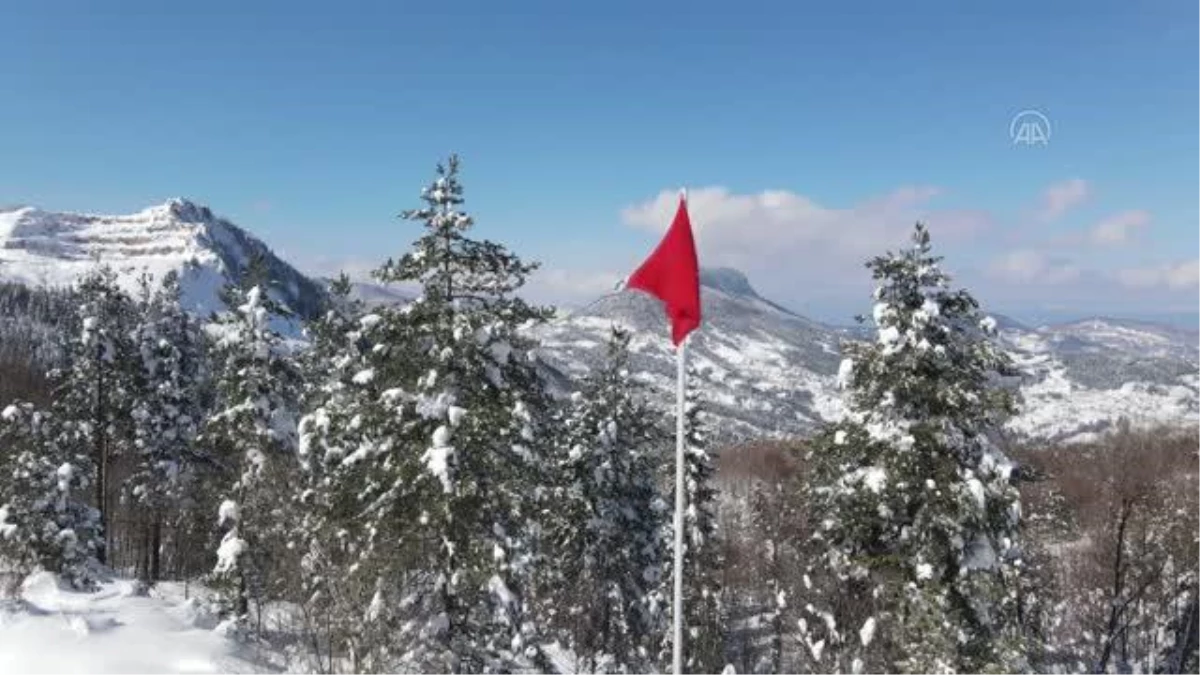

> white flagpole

[
  {"left": 672, "top": 188, "right": 688, "bottom": 675},
  {"left": 673, "top": 337, "right": 687, "bottom": 675}
]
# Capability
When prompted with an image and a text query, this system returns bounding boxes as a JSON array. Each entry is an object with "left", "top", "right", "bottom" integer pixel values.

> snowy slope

[
  {"left": 537, "top": 268, "right": 1198, "bottom": 444},
  {"left": 0, "top": 200, "right": 325, "bottom": 324},
  {"left": 0, "top": 571, "right": 601, "bottom": 675},
  {"left": 998, "top": 321, "right": 1198, "bottom": 443},
  {"left": 0, "top": 572, "right": 266, "bottom": 674}
]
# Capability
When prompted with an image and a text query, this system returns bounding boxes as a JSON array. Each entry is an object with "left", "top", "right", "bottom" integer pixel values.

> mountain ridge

[
  {"left": 0, "top": 199, "right": 326, "bottom": 325},
  {"left": 1, "top": 199, "right": 1194, "bottom": 443}
]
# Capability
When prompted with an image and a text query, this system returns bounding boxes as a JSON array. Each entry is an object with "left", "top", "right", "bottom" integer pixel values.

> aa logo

[{"left": 1010, "top": 110, "right": 1051, "bottom": 146}]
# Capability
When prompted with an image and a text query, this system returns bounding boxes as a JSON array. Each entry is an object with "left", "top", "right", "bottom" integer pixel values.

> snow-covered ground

[
  {"left": 0, "top": 573, "right": 265, "bottom": 674},
  {"left": 0, "top": 572, "right": 616, "bottom": 674}
]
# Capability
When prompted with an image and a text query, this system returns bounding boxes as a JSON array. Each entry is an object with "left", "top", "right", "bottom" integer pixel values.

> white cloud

[
  {"left": 1037, "top": 178, "right": 1089, "bottom": 222},
  {"left": 619, "top": 185, "right": 986, "bottom": 276},
  {"left": 1088, "top": 210, "right": 1151, "bottom": 246},
  {"left": 988, "top": 250, "right": 1082, "bottom": 285},
  {"left": 521, "top": 267, "right": 623, "bottom": 308},
  {"left": 617, "top": 185, "right": 1003, "bottom": 314},
  {"left": 1116, "top": 259, "right": 1199, "bottom": 291}
]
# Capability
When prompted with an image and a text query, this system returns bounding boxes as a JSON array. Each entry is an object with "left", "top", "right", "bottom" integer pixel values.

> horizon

[{"left": 2, "top": 1, "right": 1196, "bottom": 327}]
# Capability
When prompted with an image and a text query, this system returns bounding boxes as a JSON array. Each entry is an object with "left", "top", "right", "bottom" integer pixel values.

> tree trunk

[
  {"left": 1098, "top": 500, "right": 1133, "bottom": 673},
  {"left": 236, "top": 571, "right": 249, "bottom": 618},
  {"left": 149, "top": 513, "right": 162, "bottom": 583},
  {"left": 94, "top": 347, "right": 108, "bottom": 565}
]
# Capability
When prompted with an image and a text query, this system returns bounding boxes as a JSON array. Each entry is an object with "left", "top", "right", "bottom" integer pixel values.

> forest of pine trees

[{"left": 0, "top": 156, "right": 1195, "bottom": 674}]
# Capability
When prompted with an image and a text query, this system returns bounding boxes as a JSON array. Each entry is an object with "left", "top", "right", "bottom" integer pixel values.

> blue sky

[{"left": 2, "top": 0, "right": 1196, "bottom": 324}]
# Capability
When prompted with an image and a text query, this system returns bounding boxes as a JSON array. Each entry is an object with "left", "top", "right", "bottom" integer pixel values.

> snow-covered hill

[
  {"left": 999, "top": 319, "right": 1198, "bottom": 443},
  {"left": 0, "top": 199, "right": 325, "bottom": 323},
  {"left": 537, "top": 268, "right": 1198, "bottom": 444}
]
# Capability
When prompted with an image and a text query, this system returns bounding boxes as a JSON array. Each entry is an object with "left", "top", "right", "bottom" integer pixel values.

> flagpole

[{"left": 672, "top": 188, "right": 688, "bottom": 675}]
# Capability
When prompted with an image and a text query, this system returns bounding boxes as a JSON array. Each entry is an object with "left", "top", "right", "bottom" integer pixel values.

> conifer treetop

[
  {"left": 841, "top": 222, "right": 1018, "bottom": 443},
  {"left": 373, "top": 155, "right": 547, "bottom": 315}
]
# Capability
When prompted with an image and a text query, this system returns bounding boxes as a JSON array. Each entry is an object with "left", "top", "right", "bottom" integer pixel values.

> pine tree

[
  {"left": 204, "top": 277, "right": 303, "bottom": 633},
  {"left": 299, "top": 155, "right": 556, "bottom": 671},
  {"left": 0, "top": 402, "right": 101, "bottom": 590},
  {"left": 125, "top": 271, "right": 209, "bottom": 585},
  {"left": 799, "top": 223, "right": 1026, "bottom": 674},
  {"left": 53, "top": 265, "right": 139, "bottom": 566},
  {"left": 293, "top": 274, "right": 394, "bottom": 671},
  {"left": 661, "top": 364, "right": 726, "bottom": 673},
  {"left": 543, "top": 327, "right": 667, "bottom": 673}
]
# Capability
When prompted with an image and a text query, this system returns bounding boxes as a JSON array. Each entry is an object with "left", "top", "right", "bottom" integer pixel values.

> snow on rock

[{"left": 0, "top": 573, "right": 264, "bottom": 674}]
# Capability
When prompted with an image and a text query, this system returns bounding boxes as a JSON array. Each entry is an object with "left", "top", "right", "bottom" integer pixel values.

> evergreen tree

[
  {"left": 204, "top": 278, "right": 303, "bottom": 633},
  {"left": 293, "top": 274, "right": 395, "bottom": 671},
  {"left": 543, "top": 328, "right": 667, "bottom": 673},
  {"left": 799, "top": 223, "right": 1026, "bottom": 674},
  {"left": 298, "top": 155, "right": 556, "bottom": 671},
  {"left": 661, "top": 364, "right": 726, "bottom": 673},
  {"left": 0, "top": 402, "right": 101, "bottom": 590},
  {"left": 125, "top": 271, "right": 209, "bottom": 584},
  {"left": 53, "top": 265, "right": 139, "bottom": 565}
]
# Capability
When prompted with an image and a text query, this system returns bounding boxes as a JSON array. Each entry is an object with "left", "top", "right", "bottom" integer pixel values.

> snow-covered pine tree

[
  {"left": 125, "top": 271, "right": 209, "bottom": 585},
  {"left": 658, "top": 362, "right": 726, "bottom": 673},
  {"left": 300, "top": 155, "right": 555, "bottom": 671},
  {"left": 798, "top": 223, "right": 1026, "bottom": 674},
  {"left": 52, "top": 265, "right": 139, "bottom": 566},
  {"left": 0, "top": 402, "right": 101, "bottom": 590},
  {"left": 292, "top": 274, "right": 399, "bottom": 671},
  {"left": 204, "top": 271, "right": 303, "bottom": 633},
  {"left": 542, "top": 327, "right": 667, "bottom": 673}
]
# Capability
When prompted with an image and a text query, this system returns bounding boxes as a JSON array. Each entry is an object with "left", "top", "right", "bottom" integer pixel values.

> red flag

[{"left": 627, "top": 194, "right": 701, "bottom": 346}]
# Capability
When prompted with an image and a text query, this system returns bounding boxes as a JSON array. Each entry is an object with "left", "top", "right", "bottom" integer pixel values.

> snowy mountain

[
  {"left": 1, "top": 200, "right": 1193, "bottom": 444},
  {"left": 536, "top": 268, "right": 1198, "bottom": 444},
  {"left": 0, "top": 199, "right": 325, "bottom": 322},
  {"left": 536, "top": 268, "right": 848, "bottom": 440}
]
